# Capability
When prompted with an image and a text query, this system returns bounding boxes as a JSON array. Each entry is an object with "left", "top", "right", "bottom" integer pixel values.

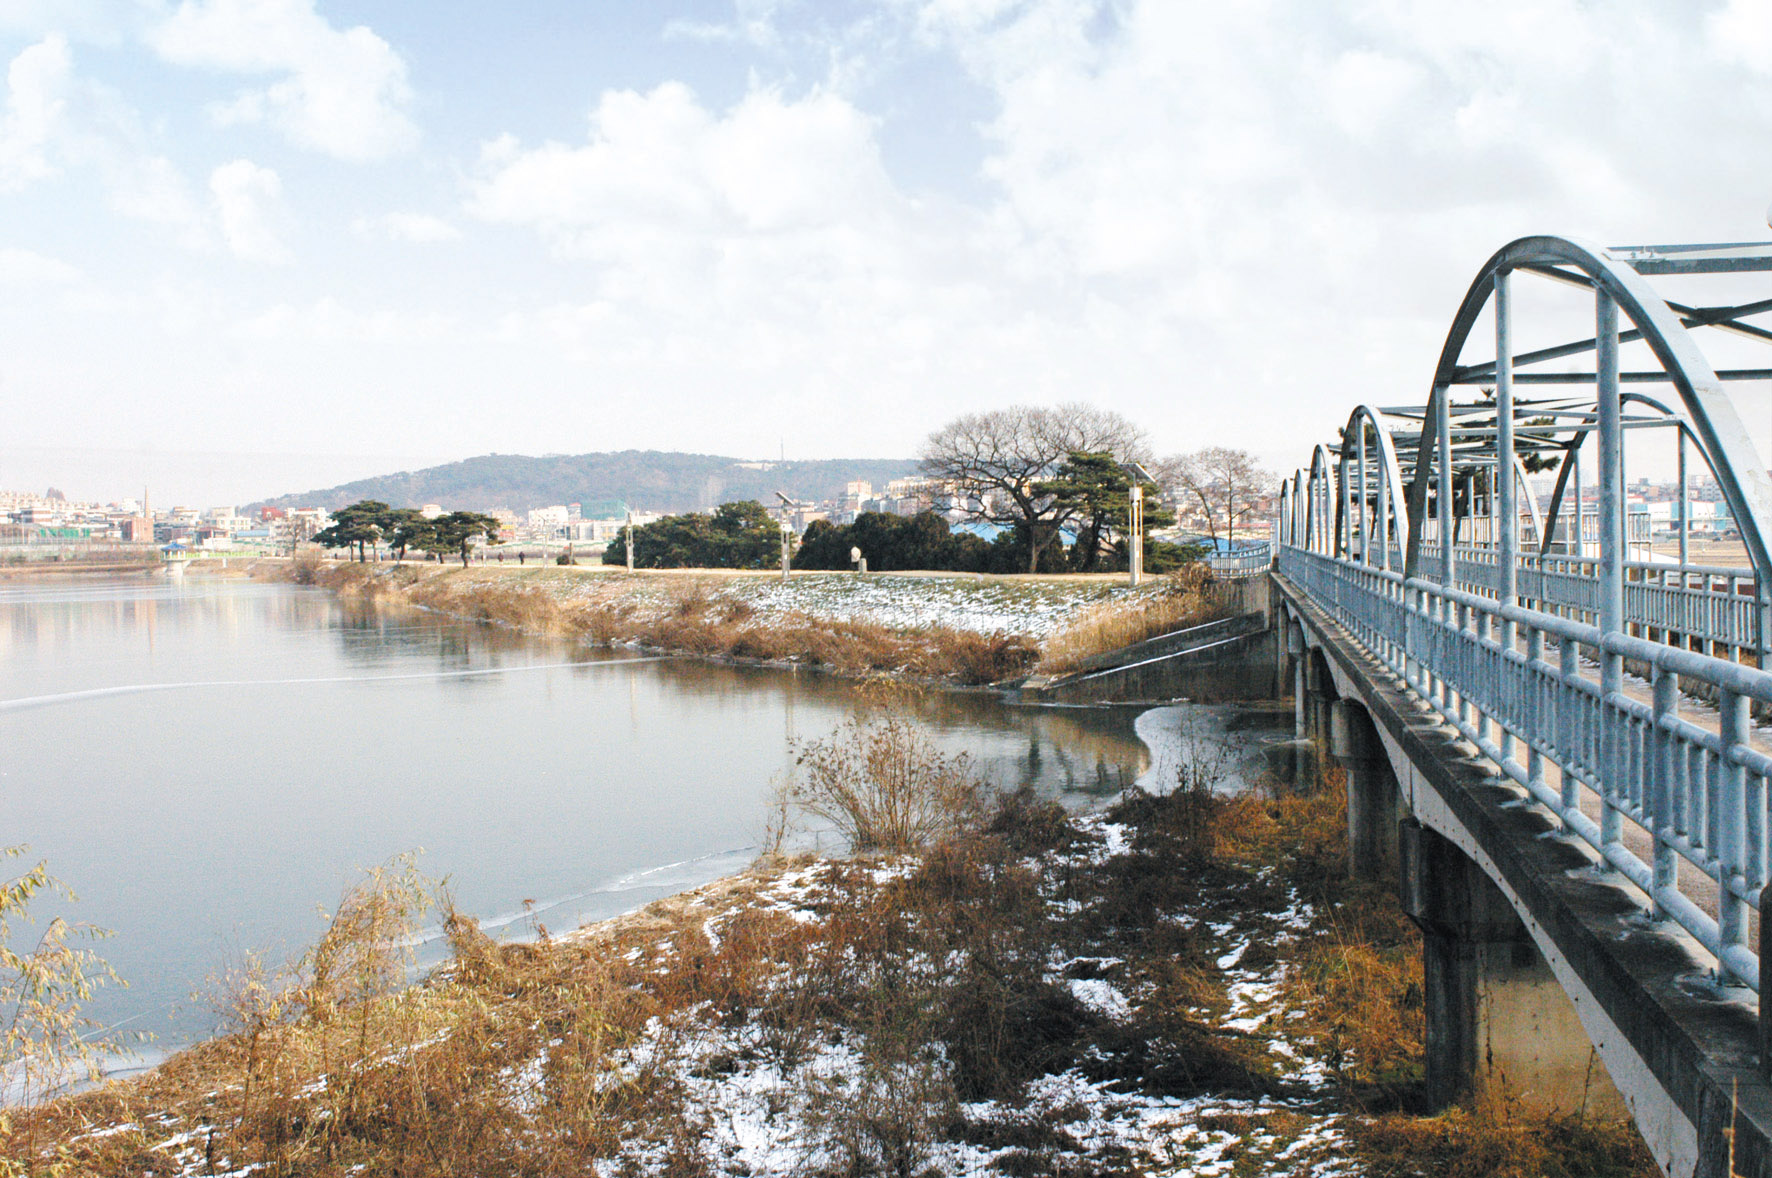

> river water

[{"left": 1, "top": 573, "right": 1162, "bottom": 1056}]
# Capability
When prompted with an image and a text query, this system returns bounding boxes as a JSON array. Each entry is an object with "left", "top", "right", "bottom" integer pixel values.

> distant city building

[
  {"left": 567, "top": 514, "right": 663, "bottom": 544},
  {"left": 419, "top": 503, "right": 444, "bottom": 519},
  {"left": 525, "top": 505, "right": 571, "bottom": 539}
]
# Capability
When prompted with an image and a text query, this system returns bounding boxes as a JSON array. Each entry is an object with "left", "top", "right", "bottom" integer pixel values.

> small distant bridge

[{"left": 1273, "top": 236, "right": 1772, "bottom": 1177}]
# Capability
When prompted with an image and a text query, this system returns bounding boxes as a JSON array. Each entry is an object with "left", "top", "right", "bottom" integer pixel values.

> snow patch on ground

[{"left": 731, "top": 574, "right": 1129, "bottom": 637}]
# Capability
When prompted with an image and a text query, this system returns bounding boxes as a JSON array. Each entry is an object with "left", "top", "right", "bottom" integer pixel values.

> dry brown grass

[
  {"left": 271, "top": 563, "right": 1042, "bottom": 685},
  {"left": 1353, "top": 1095, "right": 1656, "bottom": 1178},
  {"left": 12, "top": 707, "right": 1658, "bottom": 1177},
  {"left": 406, "top": 576, "right": 564, "bottom": 631},
  {"left": 8, "top": 861, "right": 713, "bottom": 1176},
  {"left": 1037, "top": 565, "right": 1232, "bottom": 675}
]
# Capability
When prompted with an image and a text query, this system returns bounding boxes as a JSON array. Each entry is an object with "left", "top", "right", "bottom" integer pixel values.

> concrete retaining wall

[{"left": 1023, "top": 621, "right": 1278, "bottom": 705}]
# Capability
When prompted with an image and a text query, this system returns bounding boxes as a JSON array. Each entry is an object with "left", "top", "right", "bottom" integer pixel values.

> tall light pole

[
  {"left": 1128, "top": 484, "right": 1144, "bottom": 587},
  {"left": 1121, "top": 462, "right": 1155, "bottom": 588},
  {"left": 625, "top": 509, "right": 634, "bottom": 573},
  {"left": 774, "top": 491, "right": 796, "bottom": 582}
]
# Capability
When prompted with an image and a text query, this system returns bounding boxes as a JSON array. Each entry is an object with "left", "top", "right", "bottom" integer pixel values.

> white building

[{"left": 527, "top": 505, "right": 571, "bottom": 534}]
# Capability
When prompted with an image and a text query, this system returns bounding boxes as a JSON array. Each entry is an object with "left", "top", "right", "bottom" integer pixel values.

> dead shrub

[
  {"left": 671, "top": 578, "right": 717, "bottom": 618},
  {"left": 804, "top": 1056, "right": 952, "bottom": 1178},
  {"left": 786, "top": 715, "right": 985, "bottom": 852},
  {"left": 569, "top": 603, "right": 628, "bottom": 645},
  {"left": 881, "top": 840, "right": 1090, "bottom": 1102},
  {"left": 987, "top": 786, "right": 1086, "bottom": 857},
  {"left": 646, "top": 614, "right": 726, "bottom": 656},
  {"left": 0, "top": 847, "right": 124, "bottom": 1167},
  {"left": 287, "top": 545, "right": 326, "bottom": 584}
]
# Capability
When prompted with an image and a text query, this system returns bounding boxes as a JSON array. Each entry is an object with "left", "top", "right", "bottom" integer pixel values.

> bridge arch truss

[{"left": 1277, "top": 235, "right": 1772, "bottom": 993}]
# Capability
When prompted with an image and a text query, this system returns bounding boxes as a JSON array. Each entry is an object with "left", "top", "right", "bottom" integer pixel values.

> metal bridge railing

[
  {"left": 1205, "top": 542, "right": 1273, "bottom": 579},
  {"left": 1411, "top": 543, "right": 1765, "bottom": 660},
  {"left": 1282, "top": 543, "right": 1772, "bottom": 990}
]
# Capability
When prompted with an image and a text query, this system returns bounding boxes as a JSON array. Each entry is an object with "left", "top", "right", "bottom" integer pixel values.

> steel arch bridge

[
  {"left": 1267, "top": 236, "right": 1772, "bottom": 1173},
  {"left": 1279, "top": 235, "right": 1772, "bottom": 995}
]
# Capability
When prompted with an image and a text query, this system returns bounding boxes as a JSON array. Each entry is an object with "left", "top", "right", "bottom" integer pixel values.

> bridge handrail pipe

[
  {"left": 1286, "top": 544, "right": 1768, "bottom": 988},
  {"left": 1403, "top": 574, "right": 1772, "bottom": 700},
  {"left": 1623, "top": 559, "right": 1756, "bottom": 579},
  {"left": 1425, "top": 547, "right": 1757, "bottom": 650}
]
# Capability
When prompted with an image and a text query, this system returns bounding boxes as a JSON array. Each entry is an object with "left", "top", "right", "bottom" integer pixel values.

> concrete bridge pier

[
  {"left": 1288, "top": 621, "right": 1308, "bottom": 740},
  {"left": 1401, "top": 817, "right": 1626, "bottom": 1116},
  {"left": 1263, "top": 621, "right": 1320, "bottom": 787},
  {"left": 1330, "top": 699, "right": 1400, "bottom": 878}
]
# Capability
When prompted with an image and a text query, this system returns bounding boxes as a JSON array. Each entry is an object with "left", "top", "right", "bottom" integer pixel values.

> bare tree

[
  {"left": 1159, "top": 447, "right": 1272, "bottom": 548},
  {"left": 920, "top": 403, "right": 1149, "bottom": 573}
]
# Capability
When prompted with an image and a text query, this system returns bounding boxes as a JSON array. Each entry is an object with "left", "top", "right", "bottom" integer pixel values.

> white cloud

[
  {"left": 0, "top": 35, "right": 71, "bottom": 190},
  {"left": 0, "top": 33, "right": 203, "bottom": 230},
  {"left": 881, "top": 0, "right": 1772, "bottom": 459},
  {"left": 150, "top": 0, "right": 416, "bottom": 160},
  {"left": 105, "top": 151, "right": 200, "bottom": 225},
  {"left": 1707, "top": 0, "right": 1772, "bottom": 70},
  {"left": 352, "top": 211, "right": 461, "bottom": 243},
  {"left": 237, "top": 297, "right": 456, "bottom": 342},
  {"left": 12, "top": 0, "right": 1772, "bottom": 482},
  {"left": 0, "top": 246, "right": 81, "bottom": 285},
  {"left": 469, "top": 83, "right": 902, "bottom": 261},
  {"left": 210, "top": 158, "right": 290, "bottom": 262},
  {"left": 456, "top": 1, "right": 1772, "bottom": 474}
]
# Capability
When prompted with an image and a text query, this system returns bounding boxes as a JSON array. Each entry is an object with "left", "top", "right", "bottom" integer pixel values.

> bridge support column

[
  {"left": 1288, "top": 622, "right": 1308, "bottom": 740},
  {"left": 1304, "top": 650, "right": 1337, "bottom": 747},
  {"left": 1330, "top": 699, "right": 1399, "bottom": 878},
  {"left": 1402, "top": 818, "right": 1626, "bottom": 1117},
  {"left": 1263, "top": 621, "right": 1320, "bottom": 787}
]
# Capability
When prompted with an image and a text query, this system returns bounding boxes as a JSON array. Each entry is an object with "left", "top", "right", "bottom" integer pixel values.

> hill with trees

[{"left": 247, "top": 451, "right": 918, "bottom": 516}]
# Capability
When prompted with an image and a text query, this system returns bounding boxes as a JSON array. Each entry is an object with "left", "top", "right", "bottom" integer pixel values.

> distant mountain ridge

[{"left": 248, "top": 451, "right": 922, "bottom": 516}]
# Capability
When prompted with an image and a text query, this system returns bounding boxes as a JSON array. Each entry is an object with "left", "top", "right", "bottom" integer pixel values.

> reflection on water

[{"left": 0, "top": 574, "right": 1149, "bottom": 1051}]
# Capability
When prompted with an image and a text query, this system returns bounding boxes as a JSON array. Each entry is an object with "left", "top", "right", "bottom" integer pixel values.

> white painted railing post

[
  {"left": 1496, "top": 269, "right": 1518, "bottom": 764},
  {"left": 1722, "top": 688, "right": 1751, "bottom": 972},
  {"left": 1598, "top": 290, "right": 1625, "bottom": 854},
  {"left": 1652, "top": 669, "right": 1678, "bottom": 919}
]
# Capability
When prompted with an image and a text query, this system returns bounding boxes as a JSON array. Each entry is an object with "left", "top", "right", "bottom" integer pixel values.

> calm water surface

[{"left": 1, "top": 573, "right": 1152, "bottom": 1052}]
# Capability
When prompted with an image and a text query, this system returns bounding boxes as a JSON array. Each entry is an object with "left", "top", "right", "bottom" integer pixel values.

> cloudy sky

[{"left": 5, "top": 0, "right": 1772, "bottom": 505}]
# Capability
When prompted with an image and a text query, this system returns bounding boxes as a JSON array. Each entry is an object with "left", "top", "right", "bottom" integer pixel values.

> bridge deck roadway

[{"left": 1275, "top": 570, "right": 1772, "bottom": 1178}]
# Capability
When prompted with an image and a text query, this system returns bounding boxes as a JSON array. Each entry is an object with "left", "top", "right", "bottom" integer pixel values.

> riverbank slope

[
  {"left": 7, "top": 766, "right": 1654, "bottom": 1177},
  {"left": 254, "top": 558, "right": 1231, "bottom": 686}
]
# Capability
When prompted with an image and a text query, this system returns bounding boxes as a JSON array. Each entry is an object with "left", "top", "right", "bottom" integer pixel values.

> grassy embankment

[
  {"left": 3, "top": 710, "right": 1654, "bottom": 1177},
  {"left": 273, "top": 555, "right": 1235, "bottom": 685}
]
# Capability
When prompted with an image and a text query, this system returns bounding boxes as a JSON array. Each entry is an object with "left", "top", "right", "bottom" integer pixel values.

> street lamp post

[
  {"left": 1128, "top": 484, "right": 1144, "bottom": 588},
  {"left": 625, "top": 510, "right": 634, "bottom": 573},
  {"left": 774, "top": 491, "right": 796, "bottom": 582},
  {"left": 1120, "top": 462, "right": 1155, "bottom": 589}
]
